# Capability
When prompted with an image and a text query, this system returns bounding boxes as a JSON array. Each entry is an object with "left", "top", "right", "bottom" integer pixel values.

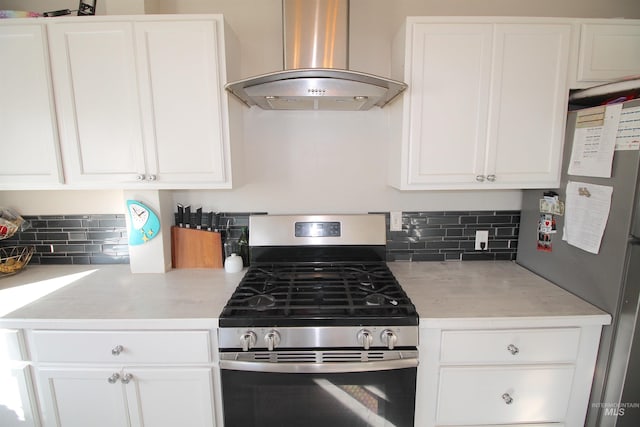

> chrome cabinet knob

[
  {"left": 476, "top": 175, "right": 485, "bottom": 182},
  {"left": 121, "top": 373, "right": 133, "bottom": 384},
  {"left": 380, "top": 329, "right": 397, "bottom": 350},
  {"left": 107, "top": 373, "right": 120, "bottom": 384},
  {"left": 136, "top": 174, "right": 145, "bottom": 181},
  {"left": 147, "top": 174, "right": 157, "bottom": 181},
  {"left": 507, "top": 344, "right": 519, "bottom": 355},
  {"left": 502, "top": 393, "right": 514, "bottom": 404},
  {"left": 486, "top": 174, "right": 496, "bottom": 182},
  {"left": 240, "top": 331, "right": 257, "bottom": 352},
  {"left": 111, "top": 345, "right": 124, "bottom": 356},
  {"left": 265, "top": 330, "right": 281, "bottom": 351},
  {"left": 357, "top": 329, "right": 373, "bottom": 350}
]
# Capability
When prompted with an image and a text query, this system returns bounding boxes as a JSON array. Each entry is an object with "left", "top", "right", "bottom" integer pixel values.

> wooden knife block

[{"left": 171, "top": 227, "right": 223, "bottom": 269}]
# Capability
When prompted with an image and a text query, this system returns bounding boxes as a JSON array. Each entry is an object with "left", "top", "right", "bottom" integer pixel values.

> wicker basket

[{"left": 0, "top": 246, "right": 34, "bottom": 276}]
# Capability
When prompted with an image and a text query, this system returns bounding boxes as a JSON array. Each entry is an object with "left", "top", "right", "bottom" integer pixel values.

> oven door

[{"left": 219, "top": 351, "right": 417, "bottom": 427}]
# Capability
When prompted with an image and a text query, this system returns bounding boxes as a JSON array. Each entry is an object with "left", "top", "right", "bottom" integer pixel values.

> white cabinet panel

[
  {"left": 0, "top": 365, "right": 39, "bottom": 427},
  {"left": 36, "top": 367, "right": 216, "bottom": 427},
  {"left": 126, "top": 368, "right": 215, "bottom": 427},
  {"left": 436, "top": 365, "right": 575, "bottom": 425},
  {"left": 48, "top": 16, "right": 234, "bottom": 189},
  {"left": 577, "top": 22, "right": 640, "bottom": 83},
  {"left": 48, "top": 21, "right": 146, "bottom": 184},
  {"left": 38, "top": 367, "right": 130, "bottom": 427},
  {"left": 440, "top": 328, "right": 581, "bottom": 364},
  {"left": 33, "top": 327, "right": 216, "bottom": 427},
  {"left": 390, "top": 18, "right": 571, "bottom": 190},
  {"left": 486, "top": 24, "right": 570, "bottom": 186},
  {"left": 135, "top": 20, "right": 228, "bottom": 185},
  {"left": 0, "top": 24, "right": 62, "bottom": 187},
  {"left": 406, "top": 23, "right": 492, "bottom": 185}
]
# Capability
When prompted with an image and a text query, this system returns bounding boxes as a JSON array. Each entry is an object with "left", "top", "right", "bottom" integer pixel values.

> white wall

[{"left": 1, "top": 0, "right": 638, "bottom": 215}]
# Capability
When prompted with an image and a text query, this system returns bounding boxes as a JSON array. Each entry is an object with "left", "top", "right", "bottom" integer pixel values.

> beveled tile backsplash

[
  {"left": 383, "top": 211, "right": 520, "bottom": 262},
  {"left": 1, "top": 215, "right": 129, "bottom": 265},
  {"left": 1, "top": 210, "right": 520, "bottom": 265}
]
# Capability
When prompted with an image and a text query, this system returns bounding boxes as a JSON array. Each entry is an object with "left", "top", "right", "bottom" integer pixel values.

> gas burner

[
  {"left": 365, "top": 293, "right": 398, "bottom": 306},
  {"left": 247, "top": 294, "right": 276, "bottom": 311}
]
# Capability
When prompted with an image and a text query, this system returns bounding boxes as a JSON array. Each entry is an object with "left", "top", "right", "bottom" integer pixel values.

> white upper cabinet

[
  {"left": 48, "top": 21, "right": 147, "bottom": 185},
  {"left": 573, "top": 19, "right": 640, "bottom": 87},
  {"left": 48, "top": 16, "right": 237, "bottom": 189},
  {"left": 135, "top": 21, "right": 228, "bottom": 185},
  {"left": 0, "top": 23, "right": 63, "bottom": 188},
  {"left": 389, "top": 18, "right": 571, "bottom": 190}
]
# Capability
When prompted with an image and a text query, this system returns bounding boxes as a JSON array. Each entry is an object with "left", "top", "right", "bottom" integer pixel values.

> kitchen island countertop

[{"left": 0, "top": 261, "right": 611, "bottom": 329}]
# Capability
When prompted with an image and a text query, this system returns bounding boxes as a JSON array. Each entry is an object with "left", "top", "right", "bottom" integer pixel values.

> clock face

[{"left": 129, "top": 204, "right": 149, "bottom": 230}]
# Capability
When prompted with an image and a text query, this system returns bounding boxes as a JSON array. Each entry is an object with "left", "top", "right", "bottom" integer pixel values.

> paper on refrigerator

[
  {"left": 562, "top": 181, "right": 613, "bottom": 254},
  {"left": 567, "top": 104, "right": 623, "bottom": 178},
  {"left": 615, "top": 105, "right": 640, "bottom": 151}
]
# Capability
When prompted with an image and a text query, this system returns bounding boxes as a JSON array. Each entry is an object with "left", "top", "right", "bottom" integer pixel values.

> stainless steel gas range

[{"left": 218, "top": 214, "right": 419, "bottom": 427}]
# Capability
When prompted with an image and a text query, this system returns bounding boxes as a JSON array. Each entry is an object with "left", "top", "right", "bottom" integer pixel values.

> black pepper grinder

[{"left": 238, "top": 226, "right": 249, "bottom": 267}]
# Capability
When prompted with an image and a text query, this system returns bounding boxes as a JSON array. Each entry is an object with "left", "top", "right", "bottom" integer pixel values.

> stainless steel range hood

[{"left": 224, "top": 0, "right": 407, "bottom": 111}]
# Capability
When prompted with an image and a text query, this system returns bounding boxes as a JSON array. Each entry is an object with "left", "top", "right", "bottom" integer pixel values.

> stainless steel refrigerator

[{"left": 518, "top": 97, "right": 640, "bottom": 427}]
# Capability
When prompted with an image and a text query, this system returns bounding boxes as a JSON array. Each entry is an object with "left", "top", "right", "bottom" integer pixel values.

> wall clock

[{"left": 126, "top": 200, "right": 160, "bottom": 245}]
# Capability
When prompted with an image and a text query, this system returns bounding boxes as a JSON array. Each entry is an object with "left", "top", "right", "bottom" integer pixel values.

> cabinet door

[
  {"left": 48, "top": 22, "right": 147, "bottom": 185},
  {"left": 0, "top": 365, "right": 38, "bottom": 427},
  {"left": 36, "top": 367, "right": 130, "bottom": 427},
  {"left": 485, "top": 24, "right": 570, "bottom": 187},
  {"left": 125, "top": 368, "right": 215, "bottom": 427},
  {"left": 135, "top": 20, "right": 229, "bottom": 186},
  {"left": 0, "top": 24, "right": 62, "bottom": 187},
  {"left": 577, "top": 23, "right": 640, "bottom": 82},
  {"left": 406, "top": 23, "right": 493, "bottom": 186}
]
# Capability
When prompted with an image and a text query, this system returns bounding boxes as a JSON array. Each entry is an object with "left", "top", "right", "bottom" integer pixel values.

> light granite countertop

[{"left": 0, "top": 261, "right": 611, "bottom": 329}]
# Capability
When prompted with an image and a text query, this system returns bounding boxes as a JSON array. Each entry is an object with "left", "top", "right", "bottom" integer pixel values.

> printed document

[
  {"left": 563, "top": 181, "right": 613, "bottom": 254},
  {"left": 615, "top": 105, "right": 640, "bottom": 151},
  {"left": 568, "top": 104, "right": 623, "bottom": 178}
]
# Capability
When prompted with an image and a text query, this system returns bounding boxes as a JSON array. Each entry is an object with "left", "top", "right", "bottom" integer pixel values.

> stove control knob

[
  {"left": 381, "top": 329, "right": 398, "bottom": 350},
  {"left": 264, "top": 330, "right": 281, "bottom": 351},
  {"left": 240, "top": 331, "right": 257, "bottom": 352},
  {"left": 357, "top": 329, "right": 373, "bottom": 350}
]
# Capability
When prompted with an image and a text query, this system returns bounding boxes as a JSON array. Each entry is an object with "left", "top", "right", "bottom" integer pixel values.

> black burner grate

[{"left": 219, "top": 262, "right": 418, "bottom": 327}]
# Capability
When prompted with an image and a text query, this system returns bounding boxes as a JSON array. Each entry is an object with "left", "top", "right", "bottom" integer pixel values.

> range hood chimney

[{"left": 225, "top": 0, "right": 407, "bottom": 111}]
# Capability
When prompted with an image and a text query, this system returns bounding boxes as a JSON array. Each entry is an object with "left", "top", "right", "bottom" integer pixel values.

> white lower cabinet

[
  {"left": 30, "top": 329, "right": 216, "bottom": 427},
  {"left": 416, "top": 324, "right": 604, "bottom": 427},
  {"left": 437, "top": 365, "right": 574, "bottom": 425},
  {"left": 36, "top": 367, "right": 215, "bottom": 427},
  {"left": 0, "top": 330, "right": 39, "bottom": 427}
]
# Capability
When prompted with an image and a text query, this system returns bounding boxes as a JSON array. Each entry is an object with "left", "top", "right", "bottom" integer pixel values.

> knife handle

[{"left": 177, "top": 204, "right": 184, "bottom": 227}]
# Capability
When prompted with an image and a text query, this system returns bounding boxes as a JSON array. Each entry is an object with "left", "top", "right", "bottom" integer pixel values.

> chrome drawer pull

[
  {"left": 502, "top": 393, "right": 514, "bottom": 404},
  {"left": 507, "top": 344, "right": 519, "bottom": 355},
  {"left": 107, "top": 373, "right": 120, "bottom": 384},
  {"left": 111, "top": 345, "right": 124, "bottom": 356}
]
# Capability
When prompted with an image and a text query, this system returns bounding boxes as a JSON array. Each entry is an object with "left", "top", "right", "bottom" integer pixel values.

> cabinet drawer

[
  {"left": 31, "top": 330, "right": 210, "bottom": 364},
  {"left": 436, "top": 365, "right": 574, "bottom": 425},
  {"left": 440, "top": 328, "right": 580, "bottom": 364}
]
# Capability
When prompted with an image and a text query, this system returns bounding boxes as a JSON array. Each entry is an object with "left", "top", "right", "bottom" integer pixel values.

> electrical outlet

[
  {"left": 475, "top": 230, "right": 489, "bottom": 250},
  {"left": 390, "top": 211, "right": 403, "bottom": 231}
]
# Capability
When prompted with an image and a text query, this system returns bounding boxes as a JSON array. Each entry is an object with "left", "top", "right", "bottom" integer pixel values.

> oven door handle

[{"left": 219, "top": 358, "right": 418, "bottom": 374}]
